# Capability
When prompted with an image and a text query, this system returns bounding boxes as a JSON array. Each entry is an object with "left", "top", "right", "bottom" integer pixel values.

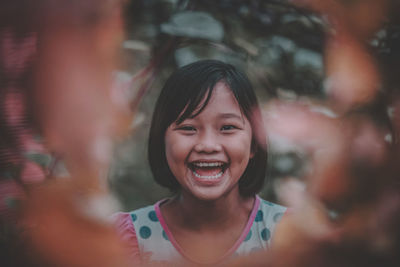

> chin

[
  {"left": 190, "top": 187, "right": 234, "bottom": 202},
  {"left": 194, "top": 194, "right": 222, "bottom": 202}
]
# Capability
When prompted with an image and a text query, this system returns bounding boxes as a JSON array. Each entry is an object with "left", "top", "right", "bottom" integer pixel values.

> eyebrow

[
  {"left": 219, "top": 113, "right": 247, "bottom": 125},
  {"left": 174, "top": 112, "right": 245, "bottom": 125},
  {"left": 218, "top": 113, "right": 243, "bottom": 120}
]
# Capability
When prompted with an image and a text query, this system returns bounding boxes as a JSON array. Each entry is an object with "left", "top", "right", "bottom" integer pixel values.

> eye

[
  {"left": 221, "top": 125, "right": 238, "bottom": 131},
  {"left": 180, "top": 125, "right": 195, "bottom": 131},
  {"left": 177, "top": 125, "right": 196, "bottom": 134}
]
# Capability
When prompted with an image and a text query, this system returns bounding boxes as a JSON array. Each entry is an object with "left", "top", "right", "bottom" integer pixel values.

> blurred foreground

[{"left": 1, "top": 0, "right": 400, "bottom": 266}]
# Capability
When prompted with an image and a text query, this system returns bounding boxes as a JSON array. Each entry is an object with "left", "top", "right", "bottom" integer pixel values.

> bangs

[{"left": 175, "top": 79, "right": 220, "bottom": 125}]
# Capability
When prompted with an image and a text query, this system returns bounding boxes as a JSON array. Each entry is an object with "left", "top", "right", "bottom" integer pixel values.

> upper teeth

[
  {"left": 193, "top": 171, "right": 223, "bottom": 179},
  {"left": 193, "top": 162, "right": 223, "bottom": 167}
]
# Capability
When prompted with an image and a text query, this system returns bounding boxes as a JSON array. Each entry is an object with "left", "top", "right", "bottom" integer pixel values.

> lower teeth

[{"left": 193, "top": 171, "right": 223, "bottom": 179}]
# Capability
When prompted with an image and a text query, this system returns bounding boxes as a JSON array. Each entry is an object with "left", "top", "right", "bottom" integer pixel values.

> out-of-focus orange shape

[
  {"left": 20, "top": 180, "right": 130, "bottom": 267},
  {"left": 342, "top": 0, "right": 388, "bottom": 40},
  {"left": 325, "top": 35, "right": 380, "bottom": 111},
  {"left": 295, "top": 0, "right": 385, "bottom": 111},
  {"left": 17, "top": 2, "right": 134, "bottom": 266},
  {"left": 33, "top": 2, "right": 130, "bottom": 186},
  {"left": 294, "top": 0, "right": 388, "bottom": 39}
]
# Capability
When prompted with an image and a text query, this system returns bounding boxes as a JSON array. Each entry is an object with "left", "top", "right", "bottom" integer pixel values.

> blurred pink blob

[
  {"left": 1, "top": 30, "right": 37, "bottom": 79},
  {"left": 261, "top": 100, "right": 341, "bottom": 152},
  {"left": 274, "top": 176, "right": 306, "bottom": 208},
  {"left": 21, "top": 161, "right": 46, "bottom": 183},
  {"left": 4, "top": 91, "right": 26, "bottom": 126},
  {"left": 261, "top": 100, "right": 388, "bottom": 207}
]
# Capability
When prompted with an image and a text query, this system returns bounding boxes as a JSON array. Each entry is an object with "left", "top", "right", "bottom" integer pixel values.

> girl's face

[{"left": 165, "top": 82, "right": 254, "bottom": 201}]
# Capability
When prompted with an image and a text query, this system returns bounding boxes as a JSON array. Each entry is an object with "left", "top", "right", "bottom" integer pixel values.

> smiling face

[{"left": 164, "top": 82, "right": 254, "bottom": 201}]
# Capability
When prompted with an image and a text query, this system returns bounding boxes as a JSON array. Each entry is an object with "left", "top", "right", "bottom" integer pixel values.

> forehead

[
  {"left": 193, "top": 82, "right": 242, "bottom": 116},
  {"left": 208, "top": 82, "right": 239, "bottom": 107}
]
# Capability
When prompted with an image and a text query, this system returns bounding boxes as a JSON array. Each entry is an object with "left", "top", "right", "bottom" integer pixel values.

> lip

[
  {"left": 188, "top": 159, "right": 228, "bottom": 164},
  {"left": 187, "top": 159, "right": 228, "bottom": 186},
  {"left": 190, "top": 168, "right": 225, "bottom": 186}
]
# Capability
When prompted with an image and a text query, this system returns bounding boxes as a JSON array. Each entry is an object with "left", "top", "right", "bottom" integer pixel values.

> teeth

[
  {"left": 193, "top": 171, "right": 223, "bottom": 179},
  {"left": 193, "top": 162, "right": 223, "bottom": 167}
]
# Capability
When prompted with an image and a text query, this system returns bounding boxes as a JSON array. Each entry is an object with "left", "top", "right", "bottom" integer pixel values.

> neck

[{"left": 165, "top": 190, "right": 255, "bottom": 232}]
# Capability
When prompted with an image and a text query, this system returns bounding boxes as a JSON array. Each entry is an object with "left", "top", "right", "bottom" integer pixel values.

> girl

[{"left": 114, "top": 60, "right": 286, "bottom": 266}]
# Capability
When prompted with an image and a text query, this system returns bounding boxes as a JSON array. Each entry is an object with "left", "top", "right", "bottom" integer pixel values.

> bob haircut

[{"left": 148, "top": 59, "right": 267, "bottom": 197}]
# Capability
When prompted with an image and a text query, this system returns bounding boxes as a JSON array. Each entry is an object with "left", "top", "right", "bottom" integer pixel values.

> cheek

[
  {"left": 165, "top": 135, "right": 190, "bottom": 163},
  {"left": 165, "top": 138, "right": 182, "bottom": 178},
  {"left": 165, "top": 142, "right": 174, "bottom": 165},
  {"left": 164, "top": 132, "right": 176, "bottom": 167},
  {"left": 165, "top": 136, "right": 178, "bottom": 164},
  {"left": 228, "top": 138, "right": 253, "bottom": 164}
]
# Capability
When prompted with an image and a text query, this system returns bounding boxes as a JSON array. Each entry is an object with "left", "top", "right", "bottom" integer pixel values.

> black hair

[{"left": 148, "top": 59, "right": 267, "bottom": 197}]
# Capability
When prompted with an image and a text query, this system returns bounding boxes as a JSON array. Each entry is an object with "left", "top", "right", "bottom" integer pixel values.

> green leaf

[
  {"left": 24, "top": 152, "right": 52, "bottom": 167},
  {"left": 161, "top": 11, "right": 224, "bottom": 41}
]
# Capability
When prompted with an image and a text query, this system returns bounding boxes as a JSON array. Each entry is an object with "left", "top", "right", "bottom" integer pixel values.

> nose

[{"left": 194, "top": 131, "right": 222, "bottom": 153}]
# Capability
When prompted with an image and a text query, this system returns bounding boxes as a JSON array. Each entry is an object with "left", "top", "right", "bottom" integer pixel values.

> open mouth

[{"left": 188, "top": 161, "right": 228, "bottom": 180}]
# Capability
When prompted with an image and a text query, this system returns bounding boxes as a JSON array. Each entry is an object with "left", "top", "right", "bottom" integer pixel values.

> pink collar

[{"left": 154, "top": 195, "right": 261, "bottom": 265}]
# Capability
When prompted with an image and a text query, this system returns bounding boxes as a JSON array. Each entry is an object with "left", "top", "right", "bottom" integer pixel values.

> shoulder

[
  {"left": 129, "top": 204, "right": 158, "bottom": 222},
  {"left": 111, "top": 204, "right": 159, "bottom": 264},
  {"left": 113, "top": 204, "right": 155, "bottom": 232},
  {"left": 112, "top": 212, "right": 135, "bottom": 236},
  {"left": 234, "top": 196, "right": 286, "bottom": 253},
  {"left": 112, "top": 204, "right": 157, "bottom": 234},
  {"left": 256, "top": 196, "right": 287, "bottom": 226},
  {"left": 111, "top": 211, "right": 141, "bottom": 263},
  {"left": 258, "top": 197, "right": 286, "bottom": 212}
]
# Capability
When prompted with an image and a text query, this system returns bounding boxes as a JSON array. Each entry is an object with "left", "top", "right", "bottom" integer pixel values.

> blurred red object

[{"left": 1, "top": 1, "right": 133, "bottom": 266}]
